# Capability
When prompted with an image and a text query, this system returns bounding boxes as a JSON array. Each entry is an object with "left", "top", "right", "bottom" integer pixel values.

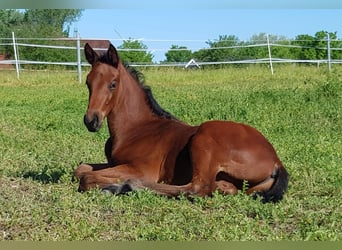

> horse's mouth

[{"left": 84, "top": 114, "right": 102, "bottom": 132}]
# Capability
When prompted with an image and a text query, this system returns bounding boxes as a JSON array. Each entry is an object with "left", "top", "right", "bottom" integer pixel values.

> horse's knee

[{"left": 74, "top": 163, "right": 93, "bottom": 179}]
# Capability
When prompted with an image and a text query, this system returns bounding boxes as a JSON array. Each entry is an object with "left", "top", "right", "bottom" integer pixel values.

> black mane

[{"left": 97, "top": 53, "right": 176, "bottom": 120}]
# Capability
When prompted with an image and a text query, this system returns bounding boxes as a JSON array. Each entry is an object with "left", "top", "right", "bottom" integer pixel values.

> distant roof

[
  {"left": 81, "top": 40, "right": 111, "bottom": 53},
  {"left": 0, "top": 54, "right": 13, "bottom": 69},
  {"left": 185, "top": 58, "right": 200, "bottom": 69}
]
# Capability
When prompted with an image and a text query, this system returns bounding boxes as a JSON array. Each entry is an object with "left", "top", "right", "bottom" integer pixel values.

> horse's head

[{"left": 83, "top": 43, "right": 121, "bottom": 132}]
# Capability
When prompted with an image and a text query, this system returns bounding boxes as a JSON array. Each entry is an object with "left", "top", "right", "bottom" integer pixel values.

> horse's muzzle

[{"left": 84, "top": 114, "right": 102, "bottom": 132}]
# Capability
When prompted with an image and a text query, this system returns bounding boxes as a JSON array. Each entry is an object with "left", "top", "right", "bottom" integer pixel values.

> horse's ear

[
  {"left": 84, "top": 43, "right": 99, "bottom": 65},
  {"left": 107, "top": 44, "right": 119, "bottom": 68}
]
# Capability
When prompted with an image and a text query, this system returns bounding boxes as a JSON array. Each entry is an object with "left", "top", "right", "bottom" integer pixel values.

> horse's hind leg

[
  {"left": 246, "top": 177, "right": 275, "bottom": 195},
  {"left": 186, "top": 132, "right": 221, "bottom": 196}
]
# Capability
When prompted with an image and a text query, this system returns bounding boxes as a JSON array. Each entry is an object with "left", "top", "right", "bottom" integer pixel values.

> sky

[
  {"left": 1, "top": 1, "right": 341, "bottom": 62},
  {"left": 70, "top": 8, "right": 342, "bottom": 62}
]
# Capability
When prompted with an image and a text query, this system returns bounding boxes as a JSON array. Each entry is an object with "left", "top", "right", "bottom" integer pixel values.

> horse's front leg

[
  {"left": 77, "top": 164, "right": 144, "bottom": 192},
  {"left": 75, "top": 137, "right": 114, "bottom": 179},
  {"left": 74, "top": 163, "right": 112, "bottom": 179},
  {"left": 104, "top": 137, "right": 114, "bottom": 164}
]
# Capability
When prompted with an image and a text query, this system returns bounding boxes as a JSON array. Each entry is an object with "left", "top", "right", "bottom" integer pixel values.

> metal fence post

[
  {"left": 326, "top": 33, "right": 331, "bottom": 73},
  {"left": 266, "top": 34, "right": 274, "bottom": 75},
  {"left": 76, "top": 32, "right": 82, "bottom": 83},
  {"left": 12, "top": 32, "right": 20, "bottom": 79}
]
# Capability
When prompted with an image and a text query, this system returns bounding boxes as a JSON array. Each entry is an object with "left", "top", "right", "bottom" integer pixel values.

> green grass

[{"left": 0, "top": 65, "right": 341, "bottom": 240}]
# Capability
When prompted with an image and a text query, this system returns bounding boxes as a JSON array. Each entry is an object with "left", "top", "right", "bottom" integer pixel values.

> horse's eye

[{"left": 109, "top": 81, "right": 117, "bottom": 90}]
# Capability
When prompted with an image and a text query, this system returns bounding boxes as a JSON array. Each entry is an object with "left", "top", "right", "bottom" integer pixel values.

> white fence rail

[{"left": 0, "top": 33, "right": 340, "bottom": 82}]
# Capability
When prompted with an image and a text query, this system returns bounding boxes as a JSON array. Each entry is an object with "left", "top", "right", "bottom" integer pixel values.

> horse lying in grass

[{"left": 74, "top": 43, "right": 289, "bottom": 203}]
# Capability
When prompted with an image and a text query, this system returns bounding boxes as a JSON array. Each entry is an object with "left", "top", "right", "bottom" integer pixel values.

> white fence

[{"left": 0, "top": 33, "right": 341, "bottom": 82}]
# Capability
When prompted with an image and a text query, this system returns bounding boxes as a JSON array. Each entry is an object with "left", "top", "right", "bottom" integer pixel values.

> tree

[
  {"left": 21, "top": 9, "right": 83, "bottom": 37},
  {"left": 246, "top": 33, "right": 293, "bottom": 59},
  {"left": 291, "top": 31, "right": 342, "bottom": 61},
  {"left": 327, "top": 31, "right": 342, "bottom": 59},
  {"left": 0, "top": 9, "right": 83, "bottom": 68},
  {"left": 0, "top": 10, "right": 24, "bottom": 36},
  {"left": 117, "top": 39, "right": 153, "bottom": 63},
  {"left": 193, "top": 35, "right": 241, "bottom": 62},
  {"left": 292, "top": 34, "right": 316, "bottom": 60},
  {"left": 0, "top": 10, "right": 25, "bottom": 56},
  {"left": 164, "top": 45, "right": 192, "bottom": 63},
  {"left": 314, "top": 31, "right": 342, "bottom": 60}
]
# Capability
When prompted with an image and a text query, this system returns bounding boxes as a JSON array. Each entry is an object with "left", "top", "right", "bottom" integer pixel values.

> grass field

[{"left": 0, "top": 65, "right": 341, "bottom": 240}]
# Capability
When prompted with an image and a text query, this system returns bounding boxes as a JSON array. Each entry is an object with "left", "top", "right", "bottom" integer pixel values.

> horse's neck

[{"left": 107, "top": 65, "right": 154, "bottom": 136}]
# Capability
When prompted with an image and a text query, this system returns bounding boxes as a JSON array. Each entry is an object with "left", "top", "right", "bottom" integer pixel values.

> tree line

[
  {"left": 1, "top": 9, "right": 342, "bottom": 67},
  {"left": 164, "top": 32, "right": 342, "bottom": 64}
]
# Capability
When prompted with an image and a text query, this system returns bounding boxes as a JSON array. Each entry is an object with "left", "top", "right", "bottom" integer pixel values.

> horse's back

[{"left": 194, "top": 120, "right": 278, "bottom": 151}]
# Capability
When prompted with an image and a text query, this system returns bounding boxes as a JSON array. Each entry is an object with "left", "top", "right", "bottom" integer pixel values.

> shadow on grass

[{"left": 21, "top": 166, "right": 69, "bottom": 184}]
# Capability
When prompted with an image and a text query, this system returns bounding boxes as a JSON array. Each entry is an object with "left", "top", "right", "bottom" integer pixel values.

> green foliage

[
  {"left": 192, "top": 32, "right": 342, "bottom": 64},
  {"left": 0, "top": 10, "right": 25, "bottom": 56},
  {"left": 193, "top": 35, "right": 242, "bottom": 62},
  {"left": 292, "top": 31, "right": 342, "bottom": 60},
  {"left": 164, "top": 45, "right": 193, "bottom": 63},
  {"left": 14, "top": 39, "right": 78, "bottom": 70},
  {"left": 22, "top": 9, "right": 83, "bottom": 36},
  {"left": 0, "top": 10, "right": 24, "bottom": 37},
  {"left": 0, "top": 66, "right": 341, "bottom": 241},
  {"left": 0, "top": 9, "right": 83, "bottom": 68},
  {"left": 292, "top": 34, "right": 317, "bottom": 60},
  {"left": 118, "top": 39, "right": 154, "bottom": 63},
  {"left": 206, "top": 35, "right": 241, "bottom": 61},
  {"left": 247, "top": 33, "right": 293, "bottom": 59}
]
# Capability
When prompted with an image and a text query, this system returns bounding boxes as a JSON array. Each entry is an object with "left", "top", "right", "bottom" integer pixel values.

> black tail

[{"left": 257, "top": 165, "right": 289, "bottom": 203}]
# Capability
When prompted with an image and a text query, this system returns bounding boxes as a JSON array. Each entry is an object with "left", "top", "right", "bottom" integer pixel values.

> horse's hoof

[
  {"left": 102, "top": 184, "right": 121, "bottom": 194},
  {"left": 119, "top": 183, "right": 134, "bottom": 193},
  {"left": 102, "top": 183, "right": 134, "bottom": 195}
]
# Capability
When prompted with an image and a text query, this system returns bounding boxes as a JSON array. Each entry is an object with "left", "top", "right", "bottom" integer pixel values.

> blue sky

[
  {"left": 2, "top": 1, "right": 341, "bottom": 62},
  {"left": 71, "top": 9, "right": 342, "bottom": 62},
  {"left": 3, "top": 0, "right": 342, "bottom": 9}
]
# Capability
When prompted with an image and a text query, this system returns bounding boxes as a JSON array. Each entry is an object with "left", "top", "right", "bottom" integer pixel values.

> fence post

[
  {"left": 12, "top": 32, "right": 20, "bottom": 79},
  {"left": 326, "top": 33, "right": 331, "bottom": 73},
  {"left": 266, "top": 34, "right": 274, "bottom": 75},
  {"left": 76, "top": 32, "right": 82, "bottom": 83}
]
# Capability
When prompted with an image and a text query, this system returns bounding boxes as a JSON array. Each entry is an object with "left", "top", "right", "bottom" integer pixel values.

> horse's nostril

[
  {"left": 84, "top": 114, "right": 101, "bottom": 132},
  {"left": 84, "top": 115, "right": 92, "bottom": 127},
  {"left": 83, "top": 115, "right": 88, "bottom": 125}
]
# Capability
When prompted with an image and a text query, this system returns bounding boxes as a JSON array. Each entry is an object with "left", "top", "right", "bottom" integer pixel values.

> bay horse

[{"left": 74, "top": 43, "right": 289, "bottom": 203}]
